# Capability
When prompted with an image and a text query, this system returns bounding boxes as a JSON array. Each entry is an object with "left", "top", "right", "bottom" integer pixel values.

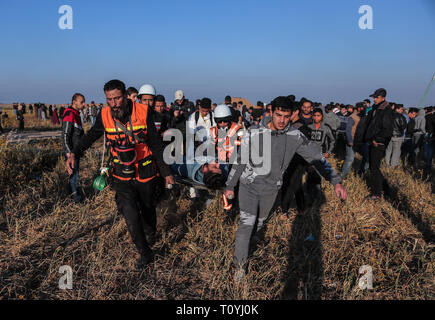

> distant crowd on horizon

[{"left": 2, "top": 90, "right": 434, "bottom": 183}]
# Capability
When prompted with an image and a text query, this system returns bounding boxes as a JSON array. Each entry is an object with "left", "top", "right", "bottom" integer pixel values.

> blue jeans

[
  {"left": 341, "top": 145, "right": 355, "bottom": 178},
  {"left": 355, "top": 143, "right": 369, "bottom": 174},
  {"left": 64, "top": 153, "right": 81, "bottom": 201}
]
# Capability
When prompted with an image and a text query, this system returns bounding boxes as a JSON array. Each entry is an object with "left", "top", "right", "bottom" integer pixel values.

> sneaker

[
  {"left": 72, "top": 192, "right": 83, "bottom": 204},
  {"left": 234, "top": 267, "right": 245, "bottom": 283},
  {"left": 204, "top": 198, "right": 214, "bottom": 209},
  {"left": 188, "top": 187, "right": 198, "bottom": 199},
  {"left": 364, "top": 194, "right": 381, "bottom": 202},
  {"left": 145, "top": 232, "right": 156, "bottom": 246},
  {"left": 136, "top": 251, "right": 154, "bottom": 270},
  {"left": 234, "top": 264, "right": 247, "bottom": 283}
]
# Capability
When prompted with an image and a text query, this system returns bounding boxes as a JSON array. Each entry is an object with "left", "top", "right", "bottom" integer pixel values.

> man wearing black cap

[{"left": 362, "top": 88, "right": 393, "bottom": 201}]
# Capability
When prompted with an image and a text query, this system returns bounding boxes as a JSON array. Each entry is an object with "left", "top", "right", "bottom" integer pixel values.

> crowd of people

[
  {"left": 12, "top": 79, "right": 435, "bottom": 282},
  {"left": 0, "top": 102, "right": 107, "bottom": 134}
]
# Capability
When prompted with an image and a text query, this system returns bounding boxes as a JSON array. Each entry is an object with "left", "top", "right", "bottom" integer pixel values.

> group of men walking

[{"left": 61, "top": 80, "right": 433, "bottom": 282}]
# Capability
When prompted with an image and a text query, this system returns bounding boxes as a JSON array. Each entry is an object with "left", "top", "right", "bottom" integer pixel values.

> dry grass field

[
  {"left": 0, "top": 105, "right": 62, "bottom": 132},
  {"left": 0, "top": 115, "right": 433, "bottom": 300}
]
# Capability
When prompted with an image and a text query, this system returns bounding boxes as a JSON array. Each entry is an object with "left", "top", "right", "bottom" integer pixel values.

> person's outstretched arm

[
  {"left": 294, "top": 131, "right": 347, "bottom": 200},
  {"left": 66, "top": 111, "right": 105, "bottom": 175},
  {"left": 72, "top": 110, "right": 105, "bottom": 158}
]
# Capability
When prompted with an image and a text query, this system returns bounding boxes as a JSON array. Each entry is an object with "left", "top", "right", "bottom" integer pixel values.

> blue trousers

[
  {"left": 64, "top": 153, "right": 81, "bottom": 201},
  {"left": 342, "top": 143, "right": 369, "bottom": 177},
  {"left": 341, "top": 145, "right": 355, "bottom": 178}
]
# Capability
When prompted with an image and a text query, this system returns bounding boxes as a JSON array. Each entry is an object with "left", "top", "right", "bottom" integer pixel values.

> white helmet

[
  {"left": 138, "top": 84, "right": 156, "bottom": 96},
  {"left": 214, "top": 104, "right": 232, "bottom": 119}
]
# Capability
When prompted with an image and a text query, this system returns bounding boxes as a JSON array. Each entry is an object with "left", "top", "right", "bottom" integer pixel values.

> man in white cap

[{"left": 174, "top": 90, "right": 195, "bottom": 116}]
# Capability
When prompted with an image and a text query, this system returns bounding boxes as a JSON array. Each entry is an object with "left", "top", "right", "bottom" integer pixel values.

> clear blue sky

[{"left": 1, "top": 0, "right": 434, "bottom": 106}]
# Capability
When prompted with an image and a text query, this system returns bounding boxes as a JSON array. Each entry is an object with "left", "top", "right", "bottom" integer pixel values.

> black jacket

[
  {"left": 406, "top": 118, "right": 417, "bottom": 138},
  {"left": 230, "top": 108, "right": 241, "bottom": 123},
  {"left": 17, "top": 110, "right": 24, "bottom": 122},
  {"left": 363, "top": 101, "right": 393, "bottom": 144},
  {"left": 176, "top": 99, "right": 195, "bottom": 117},
  {"left": 72, "top": 102, "right": 172, "bottom": 178},
  {"left": 152, "top": 109, "right": 170, "bottom": 134},
  {"left": 425, "top": 113, "right": 435, "bottom": 141},
  {"left": 392, "top": 112, "right": 407, "bottom": 137},
  {"left": 170, "top": 113, "right": 187, "bottom": 138}
]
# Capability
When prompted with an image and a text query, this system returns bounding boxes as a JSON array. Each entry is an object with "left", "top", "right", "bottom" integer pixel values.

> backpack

[{"left": 194, "top": 110, "right": 215, "bottom": 127}]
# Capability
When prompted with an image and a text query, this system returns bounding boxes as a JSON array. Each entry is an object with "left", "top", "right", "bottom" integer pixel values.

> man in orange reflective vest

[
  {"left": 66, "top": 80, "right": 174, "bottom": 269},
  {"left": 210, "top": 104, "right": 243, "bottom": 215},
  {"left": 210, "top": 104, "right": 243, "bottom": 164}
]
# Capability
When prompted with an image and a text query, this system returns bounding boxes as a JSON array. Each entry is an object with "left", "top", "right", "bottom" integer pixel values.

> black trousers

[
  {"left": 113, "top": 178, "right": 157, "bottom": 256},
  {"left": 335, "top": 133, "right": 347, "bottom": 160},
  {"left": 369, "top": 144, "right": 387, "bottom": 196},
  {"left": 280, "top": 157, "right": 307, "bottom": 213}
]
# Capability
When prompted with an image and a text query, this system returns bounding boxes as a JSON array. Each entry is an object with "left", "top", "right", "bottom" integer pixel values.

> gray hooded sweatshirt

[
  {"left": 226, "top": 117, "right": 342, "bottom": 192},
  {"left": 323, "top": 111, "right": 341, "bottom": 132},
  {"left": 414, "top": 109, "right": 426, "bottom": 134},
  {"left": 306, "top": 122, "right": 335, "bottom": 154}
]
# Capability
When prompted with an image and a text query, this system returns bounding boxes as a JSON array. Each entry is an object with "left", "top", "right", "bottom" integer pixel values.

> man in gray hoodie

[
  {"left": 413, "top": 108, "right": 426, "bottom": 164},
  {"left": 224, "top": 96, "right": 347, "bottom": 282},
  {"left": 323, "top": 104, "right": 341, "bottom": 137}
]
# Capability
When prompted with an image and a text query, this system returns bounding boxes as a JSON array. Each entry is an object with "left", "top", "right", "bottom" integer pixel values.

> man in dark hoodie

[
  {"left": 363, "top": 88, "right": 393, "bottom": 201},
  {"left": 225, "top": 96, "right": 347, "bottom": 282},
  {"left": 403, "top": 108, "right": 419, "bottom": 165}
]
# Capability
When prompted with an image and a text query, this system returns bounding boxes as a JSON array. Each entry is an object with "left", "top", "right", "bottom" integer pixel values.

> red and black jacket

[{"left": 62, "top": 107, "right": 84, "bottom": 154}]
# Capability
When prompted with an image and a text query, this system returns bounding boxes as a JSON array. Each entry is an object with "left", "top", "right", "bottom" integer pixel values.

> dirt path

[{"left": 4, "top": 129, "right": 61, "bottom": 144}]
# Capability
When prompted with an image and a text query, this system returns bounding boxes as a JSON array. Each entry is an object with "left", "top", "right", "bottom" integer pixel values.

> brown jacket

[{"left": 350, "top": 112, "right": 360, "bottom": 141}]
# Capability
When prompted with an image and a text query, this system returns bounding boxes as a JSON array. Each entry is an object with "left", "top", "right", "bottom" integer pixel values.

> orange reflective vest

[
  {"left": 101, "top": 102, "right": 156, "bottom": 183},
  {"left": 210, "top": 122, "right": 242, "bottom": 162}
]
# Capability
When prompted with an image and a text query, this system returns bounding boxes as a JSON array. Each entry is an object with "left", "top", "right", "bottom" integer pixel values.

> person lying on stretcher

[
  {"left": 170, "top": 156, "right": 236, "bottom": 217},
  {"left": 170, "top": 156, "right": 229, "bottom": 190}
]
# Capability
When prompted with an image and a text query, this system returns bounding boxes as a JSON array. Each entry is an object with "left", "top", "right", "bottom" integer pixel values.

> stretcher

[
  {"left": 173, "top": 175, "right": 234, "bottom": 212},
  {"left": 174, "top": 175, "right": 217, "bottom": 191}
]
